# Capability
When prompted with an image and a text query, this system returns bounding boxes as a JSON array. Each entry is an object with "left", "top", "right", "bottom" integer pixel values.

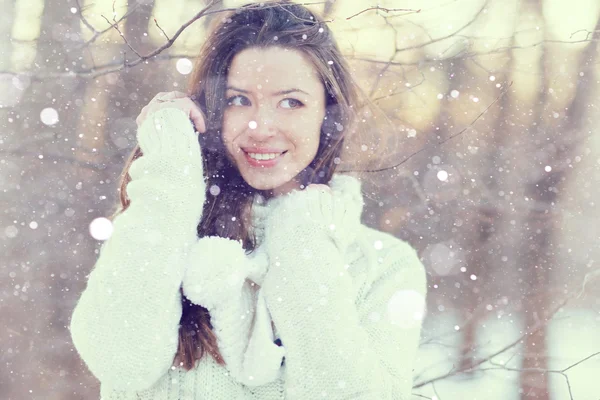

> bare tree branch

[
  {"left": 482, "top": 351, "right": 600, "bottom": 400},
  {"left": 73, "top": 0, "right": 142, "bottom": 51},
  {"left": 74, "top": 0, "right": 98, "bottom": 33},
  {"left": 346, "top": 6, "right": 421, "bottom": 21},
  {"left": 412, "top": 271, "right": 600, "bottom": 393},
  {"left": 101, "top": 10, "right": 142, "bottom": 59},
  {"left": 0, "top": 2, "right": 597, "bottom": 83},
  {"left": 349, "top": 81, "right": 513, "bottom": 174},
  {"left": 570, "top": 28, "right": 600, "bottom": 40},
  {"left": 153, "top": 17, "right": 171, "bottom": 42}
]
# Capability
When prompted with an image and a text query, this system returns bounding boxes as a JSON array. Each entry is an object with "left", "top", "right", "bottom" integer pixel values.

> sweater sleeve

[
  {"left": 69, "top": 107, "right": 206, "bottom": 392},
  {"left": 261, "top": 225, "right": 427, "bottom": 400}
]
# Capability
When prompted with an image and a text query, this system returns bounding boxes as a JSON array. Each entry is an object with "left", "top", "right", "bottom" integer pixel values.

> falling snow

[{"left": 3, "top": 2, "right": 600, "bottom": 400}]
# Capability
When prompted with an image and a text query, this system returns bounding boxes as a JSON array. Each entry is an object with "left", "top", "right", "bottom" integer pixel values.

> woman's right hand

[{"left": 135, "top": 91, "right": 207, "bottom": 134}]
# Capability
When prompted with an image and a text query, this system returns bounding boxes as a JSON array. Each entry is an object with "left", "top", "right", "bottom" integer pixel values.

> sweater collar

[{"left": 249, "top": 173, "right": 364, "bottom": 246}]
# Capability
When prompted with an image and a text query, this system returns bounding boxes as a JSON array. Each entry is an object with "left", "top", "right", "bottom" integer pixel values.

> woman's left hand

[
  {"left": 305, "top": 183, "right": 332, "bottom": 194},
  {"left": 262, "top": 180, "right": 362, "bottom": 252}
]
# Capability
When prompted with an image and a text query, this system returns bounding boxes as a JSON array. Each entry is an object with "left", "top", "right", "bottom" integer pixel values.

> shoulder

[{"left": 354, "top": 225, "right": 428, "bottom": 297}]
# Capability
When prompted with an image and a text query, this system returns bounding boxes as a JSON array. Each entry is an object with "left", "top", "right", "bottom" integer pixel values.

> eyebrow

[{"left": 226, "top": 86, "right": 310, "bottom": 96}]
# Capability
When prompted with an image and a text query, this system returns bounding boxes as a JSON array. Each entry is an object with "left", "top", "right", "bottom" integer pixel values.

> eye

[
  {"left": 227, "top": 95, "right": 251, "bottom": 107},
  {"left": 280, "top": 98, "right": 304, "bottom": 109}
]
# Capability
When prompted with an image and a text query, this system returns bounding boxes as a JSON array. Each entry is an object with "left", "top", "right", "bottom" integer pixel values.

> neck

[{"left": 265, "top": 178, "right": 302, "bottom": 199}]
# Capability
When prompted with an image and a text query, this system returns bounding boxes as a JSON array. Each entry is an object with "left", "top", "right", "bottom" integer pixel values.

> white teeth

[{"left": 247, "top": 152, "right": 281, "bottom": 160}]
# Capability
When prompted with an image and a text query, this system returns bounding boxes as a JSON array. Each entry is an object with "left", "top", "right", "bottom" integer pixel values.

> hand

[
  {"left": 306, "top": 183, "right": 332, "bottom": 194},
  {"left": 264, "top": 180, "right": 363, "bottom": 251},
  {"left": 181, "top": 236, "right": 269, "bottom": 311},
  {"left": 136, "top": 91, "right": 206, "bottom": 134}
]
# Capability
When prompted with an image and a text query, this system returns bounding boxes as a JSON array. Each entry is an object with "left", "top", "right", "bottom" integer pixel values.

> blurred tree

[{"left": 1, "top": 0, "right": 599, "bottom": 399}]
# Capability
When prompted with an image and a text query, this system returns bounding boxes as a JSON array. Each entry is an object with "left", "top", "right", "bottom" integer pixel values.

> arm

[
  {"left": 261, "top": 188, "right": 428, "bottom": 399},
  {"left": 69, "top": 108, "right": 205, "bottom": 391},
  {"left": 181, "top": 237, "right": 286, "bottom": 386}
]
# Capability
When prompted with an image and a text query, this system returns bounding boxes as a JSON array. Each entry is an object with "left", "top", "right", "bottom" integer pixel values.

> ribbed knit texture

[{"left": 69, "top": 107, "right": 428, "bottom": 400}]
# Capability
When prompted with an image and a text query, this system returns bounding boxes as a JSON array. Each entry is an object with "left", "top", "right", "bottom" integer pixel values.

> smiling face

[{"left": 221, "top": 46, "right": 326, "bottom": 197}]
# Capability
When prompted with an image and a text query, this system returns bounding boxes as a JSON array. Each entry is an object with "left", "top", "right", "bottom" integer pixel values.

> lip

[
  {"left": 243, "top": 149, "right": 287, "bottom": 168},
  {"left": 241, "top": 147, "right": 286, "bottom": 153}
]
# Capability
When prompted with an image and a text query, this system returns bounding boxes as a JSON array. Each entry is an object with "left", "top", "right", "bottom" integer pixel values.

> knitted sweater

[{"left": 69, "top": 108, "right": 428, "bottom": 400}]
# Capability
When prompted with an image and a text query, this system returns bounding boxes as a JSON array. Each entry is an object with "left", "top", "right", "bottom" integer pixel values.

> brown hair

[{"left": 107, "top": 1, "right": 361, "bottom": 372}]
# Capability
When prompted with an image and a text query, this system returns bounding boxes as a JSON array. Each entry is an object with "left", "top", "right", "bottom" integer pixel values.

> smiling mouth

[
  {"left": 242, "top": 150, "right": 288, "bottom": 167},
  {"left": 244, "top": 150, "right": 288, "bottom": 160}
]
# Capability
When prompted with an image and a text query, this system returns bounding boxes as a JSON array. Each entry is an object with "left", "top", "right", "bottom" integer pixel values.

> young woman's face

[{"left": 222, "top": 46, "right": 326, "bottom": 196}]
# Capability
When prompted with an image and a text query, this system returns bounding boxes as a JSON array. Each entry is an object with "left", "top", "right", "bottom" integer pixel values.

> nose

[{"left": 247, "top": 106, "right": 277, "bottom": 141}]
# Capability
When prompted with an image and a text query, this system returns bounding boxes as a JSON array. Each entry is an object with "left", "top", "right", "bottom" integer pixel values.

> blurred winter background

[{"left": 1, "top": 0, "right": 600, "bottom": 399}]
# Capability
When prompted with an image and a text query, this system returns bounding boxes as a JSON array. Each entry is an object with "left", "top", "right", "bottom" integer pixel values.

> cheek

[
  {"left": 296, "top": 110, "right": 324, "bottom": 143},
  {"left": 222, "top": 111, "right": 245, "bottom": 145},
  {"left": 288, "top": 118, "right": 322, "bottom": 153}
]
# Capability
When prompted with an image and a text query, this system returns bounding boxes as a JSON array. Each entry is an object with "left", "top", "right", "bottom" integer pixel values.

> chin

[
  {"left": 246, "top": 179, "right": 279, "bottom": 191},
  {"left": 244, "top": 175, "right": 288, "bottom": 190},
  {"left": 240, "top": 170, "right": 301, "bottom": 195}
]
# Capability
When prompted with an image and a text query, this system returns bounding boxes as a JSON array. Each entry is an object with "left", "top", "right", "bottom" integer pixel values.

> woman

[{"left": 69, "top": 2, "right": 428, "bottom": 399}]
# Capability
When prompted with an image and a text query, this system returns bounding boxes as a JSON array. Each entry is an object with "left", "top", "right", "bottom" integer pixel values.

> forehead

[{"left": 227, "top": 46, "right": 323, "bottom": 91}]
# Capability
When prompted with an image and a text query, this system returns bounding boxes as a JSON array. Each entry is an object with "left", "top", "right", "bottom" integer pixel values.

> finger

[
  {"left": 151, "top": 100, "right": 205, "bottom": 133},
  {"left": 161, "top": 91, "right": 188, "bottom": 101},
  {"left": 169, "top": 91, "right": 188, "bottom": 98},
  {"left": 150, "top": 92, "right": 168, "bottom": 102},
  {"left": 190, "top": 110, "right": 206, "bottom": 133},
  {"left": 149, "top": 91, "right": 182, "bottom": 104},
  {"left": 180, "top": 98, "right": 207, "bottom": 133}
]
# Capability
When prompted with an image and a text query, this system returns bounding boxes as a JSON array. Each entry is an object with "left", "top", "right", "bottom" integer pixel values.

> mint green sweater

[{"left": 69, "top": 108, "right": 428, "bottom": 399}]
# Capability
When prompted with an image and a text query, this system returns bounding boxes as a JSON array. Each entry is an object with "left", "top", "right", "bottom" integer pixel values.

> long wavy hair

[{"left": 107, "top": 1, "right": 361, "bottom": 371}]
